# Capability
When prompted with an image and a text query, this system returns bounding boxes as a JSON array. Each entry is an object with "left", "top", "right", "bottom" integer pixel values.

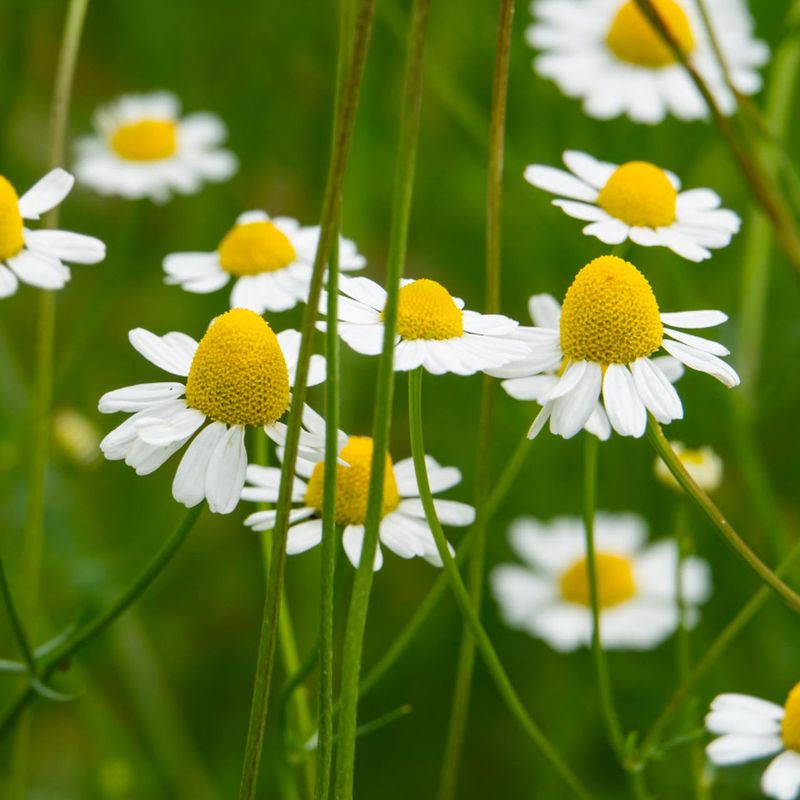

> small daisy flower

[
  {"left": 0, "top": 169, "right": 105, "bottom": 298},
  {"left": 98, "top": 309, "right": 329, "bottom": 514},
  {"left": 163, "top": 210, "right": 366, "bottom": 313},
  {"left": 242, "top": 434, "right": 475, "bottom": 570},
  {"left": 74, "top": 92, "right": 237, "bottom": 203},
  {"left": 518, "top": 255, "right": 739, "bottom": 439},
  {"left": 655, "top": 441, "right": 722, "bottom": 492},
  {"left": 706, "top": 685, "right": 800, "bottom": 800},
  {"left": 319, "top": 275, "right": 530, "bottom": 375},
  {"left": 527, "top": 0, "right": 768, "bottom": 124},
  {"left": 491, "top": 512, "right": 711, "bottom": 651},
  {"left": 525, "top": 151, "right": 740, "bottom": 261}
]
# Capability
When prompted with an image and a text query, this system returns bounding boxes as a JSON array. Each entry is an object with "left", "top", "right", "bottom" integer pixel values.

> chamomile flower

[
  {"left": 163, "top": 210, "right": 365, "bottom": 313},
  {"left": 491, "top": 512, "right": 711, "bottom": 651},
  {"left": 74, "top": 92, "right": 237, "bottom": 202},
  {"left": 318, "top": 275, "right": 530, "bottom": 375},
  {"left": 0, "top": 169, "right": 105, "bottom": 298},
  {"left": 655, "top": 441, "right": 722, "bottom": 491},
  {"left": 706, "top": 685, "right": 800, "bottom": 800},
  {"left": 243, "top": 435, "right": 475, "bottom": 570},
  {"left": 99, "top": 309, "right": 329, "bottom": 514},
  {"left": 527, "top": 0, "right": 768, "bottom": 124},
  {"left": 525, "top": 151, "right": 740, "bottom": 261},
  {"left": 519, "top": 255, "right": 739, "bottom": 439}
]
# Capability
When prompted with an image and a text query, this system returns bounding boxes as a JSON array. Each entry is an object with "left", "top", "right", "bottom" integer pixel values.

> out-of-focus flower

[
  {"left": 655, "top": 441, "right": 722, "bottom": 492},
  {"left": 53, "top": 408, "right": 102, "bottom": 468}
]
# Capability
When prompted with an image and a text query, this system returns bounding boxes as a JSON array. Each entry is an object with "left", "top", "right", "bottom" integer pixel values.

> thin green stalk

[
  {"left": 646, "top": 417, "right": 800, "bottom": 613},
  {"left": 408, "top": 368, "right": 592, "bottom": 800},
  {"left": 238, "top": 1, "right": 377, "bottom": 797},
  {"left": 333, "top": 2, "right": 430, "bottom": 797},
  {"left": 0, "top": 554, "right": 37, "bottom": 678}
]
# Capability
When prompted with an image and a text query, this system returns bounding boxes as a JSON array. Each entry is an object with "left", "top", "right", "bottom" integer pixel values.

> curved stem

[
  {"left": 408, "top": 368, "right": 592, "bottom": 800},
  {"left": 0, "top": 554, "right": 37, "bottom": 676}
]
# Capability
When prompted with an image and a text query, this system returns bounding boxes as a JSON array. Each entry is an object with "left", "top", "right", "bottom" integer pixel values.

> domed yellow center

[
  {"left": 597, "top": 162, "right": 677, "bottom": 228},
  {"left": 560, "top": 552, "right": 636, "bottom": 608},
  {"left": 185, "top": 309, "right": 290, "bottom": 427},
  {"left": 218, "top": 221, "right": 297, "bottom": 276},
  {"left": 0, "top": 176, "right": 24, "bottom": 261},
  {"left": 304, "top": 436, "right": 400, "bottom": 526},
  {"left": 110, "top": 119, "right": 178, "bottom": 161},
  {"left": 782, "top": 683, "right": 800, "bottom": 752},
  {"left": 560, "top": 256, "right": 663, "bottom": 365},
  {"left": 392, "top": 279, "right": 464, "bottom": 340},
  {"left": 606, "top": 0, "right": 695, "bottom": 68}
]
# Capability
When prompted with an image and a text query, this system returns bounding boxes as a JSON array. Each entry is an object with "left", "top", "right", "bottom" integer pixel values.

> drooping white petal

[
  {"left": 663, "top": 327, "right": 730, "bottom": 356},
  {"left": 661, "top": 339, "right": 740, "bottom": 388},
  {"left": 630, "top": 358, "right": 683, "bottom": 424},
  {"left": 136, "top": 406, "right": 206, "bottom": 446},
  {"left": 172, "top": 421, "right": 227, "bottom": 508},
  {"left": 342, "top": 525, "right": 383, "bottom": 571},
  {"left": 549, "top": 362, "right": 602, "bottom": 438},
  {"left": 0, "top": 264, "right": 19, "bottom": 297},
  {"left": 762, "top": 750, "right": 800, "bottom": 800},
  {"left": 603, "top": 364, "right": 646, "bottom": 437},
  {"left": 6, "top": 250, "right": 70, "bottom": 290},
  {"left": 284, "top": 518, "right": 324, "bottom": 553},
  {"left": 205, "top": 425, "right": 248, "bottom": 514}
]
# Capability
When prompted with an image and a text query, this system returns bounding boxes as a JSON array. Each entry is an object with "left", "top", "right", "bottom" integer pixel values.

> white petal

[
  {"left": 523, "top": 164, "right": 598, "bottom": 202},
  {"left": 205, "top": 425, "right": 247, "bottom": 514},
  {"left": 528, "top": 294, "right": 561, "bottom": 329},
  {"left": 24, "top": 230, "right": 105, "bottom": 264},
  {"left": 552, "top": 199, "right": 606, "bottom": 222},
  {"left": 500, "top": 374, "right": 558, "bottom": 401},
  {"left": 7, "top": 250, "right": 69, "bottom": 289},
  {"left": 136, "top": 406, "right": 206, "bottom": 446},
  {"left": 709, "top": 694, "right": 785, "bottom": 724},
  {"left": 172, "top": 422, "right": 226, "bottom": 508},
  {"left": 762, "top": 750, "right": 800, "bottom": 800},
  {"left": 338, "top": 275, "right": 387, "bottom": 311},
  {"left": 583, "top": 218, "right": 628, "bottom": 245},
  {"left": 397, "top": 498, "right": 475, "bottom": 526},
  {"left": 542, "top": 360, "right": 587, "bottom": 401},
  {"left": 550, "top": 362, "right": 602, "bottom": 438},
  {"left": 0, "top": 264, "right": 19, "bottom": 297},
  {"left": 664, "top": 327, "right": 729, "bottom": 356},
  {"left": 342, "top": 526, "right": 383, "bottom": 571},
  {"left": 603, "top": 364, "right": 646, "bottom": 437},
  {"left": 17, "top": 168, "right": 74, "bottom": 219},
  {"left": 98, "top": 382, "right": 185, "bottom": 413},
  {"left": 129, "top": 328, "right": 197, "bottom": 376},
  {"left": 393, "top": 455, "right": 461, "bottom": 497},
  {"left": 661, "top": 340, "right": 740, "bottom": 388},
  {"left": 284, "top": 518, "right": 324, "bottom": 553},
  {"left": 491, "top": 565, "right": 554, "bottom": 628},
  {"left": 630, "top": 358, "right": 683, "bottom": 424},
  {"left": 562, "top": 150, "right": 616, "bottom": 189},
  {"left": 660, "top": 310, "right": 728, "bottom": 329},
  {"left": 706, "top": 734, "right": 783, "bottom": 766}
]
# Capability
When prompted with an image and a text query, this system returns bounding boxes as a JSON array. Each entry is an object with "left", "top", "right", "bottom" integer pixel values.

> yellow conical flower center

[
  {"left": 185, "top": 309, "right": 290, "bottom": 427},
  {"left": 304, "top": 436, "right": 400, "bottom": 526},
  {"left": 560, "top": 552, "right": 636, "bottom": 608},
  {"left": 0, "top": 176, "right": 24, "bottom": 261},
  {"left": 110, "top": 119, "right": 178, "bottom": 161},
  {"left": 782, "top": 684, "right": 800, "bottom": 752},
  {"left": 218, "top": 221, "right": 297, "bottom": 276},
  {"left": 597, "top": 162, "right": 677, "bottom": 228},
  {"left": 392, "top": 279, "right": 464, "bottom": 340},
  {"left": 606, "top": 0, "right": 695, "bottom": 68},
  {"left": 560, "top": 256, "right": 663, "bottom": 365}
]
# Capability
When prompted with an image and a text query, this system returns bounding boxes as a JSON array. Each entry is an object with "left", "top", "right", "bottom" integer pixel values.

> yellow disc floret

[
  {"left": 392, "top": 279, "right": 464, "bottom": 340},
  {"left": 606, "top": 0, "right": 695, "bottom": 69},
  {"left": 560, "top": 552, "right": 636, "bottom": 608},
  {"left": 110, "top": 119, "right": 178, "bottom": 161},
  {"left": 597, "top": 162, "right": 677, "bottom": 228},
  {"left": 218, "top": 221, "right": 297, "bottom": 276},
  {"left": 0, "top": 176, "right": 24, "bottom": 261},
  {"left": 782, "top": 683, "right": 800, "bottom": 752},
  {"left": 560, "top": 256, "right": 663, "bottom": 365},
  {"left": 185, "top": 309, "right": 290, "bottom": 427},
  {"left": 304, "top": 436, "right": 400, "bottom": 526}
]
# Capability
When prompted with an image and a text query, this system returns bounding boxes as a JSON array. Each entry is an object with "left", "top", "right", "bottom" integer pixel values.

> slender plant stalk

[
  {"left": 438, "top": 3, "right": 514, "bottom": 797},
  {"left": 237, "top": 2, "right": 377, "bottom": 797},
  {"left": 408, "top": 368, "right": 592, "bottom": 800},
  {"left": 0, "top": 555, "right": 37, "bottom": 678},
  {"left": 333, "top": 2, "right": 430, "bottom": 797}
]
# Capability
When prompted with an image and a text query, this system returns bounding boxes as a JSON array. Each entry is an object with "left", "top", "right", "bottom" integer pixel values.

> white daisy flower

[
  {"left": 98, "top": 308, "right": 329, "bottom": 514},
  {"left": 491, "top": 512, "right": 711, "bottom": 651},
  {"left": 488, "top": 292, "right": 685, "bottom": 441},
  {"left": 0, "top": 169, "right": 105, "bottom": 298},
  {"left": 655, "top": 440, "right": 722, "bottom": 492},
  {"left": 163, "top": 210, "right": 366, "bottom": 313},
  {"left": 74, "top": 91, "right": 237, "bottom": 203},
  {"left": 527, "top": 0, "right": 768, "bottom": 124},
  {"left": 706, "top": 686, "right": 800, "bottom": 800},
  {"left": 318, "top": 275, "right": 531, "bottom": 376},
  {"left": 242, "top": 434, "right": 475, "bottom": 571},
  {"left": 517, "top": 255, "right": 739, "bottom": 440},
  {"left": 525, "top": 151, "right": 741, "bottom": 261}
]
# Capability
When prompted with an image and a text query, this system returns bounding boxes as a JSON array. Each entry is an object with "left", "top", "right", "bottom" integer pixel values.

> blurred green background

[{"left": 1, "top": 0, "right": 800, "bottom": 797}]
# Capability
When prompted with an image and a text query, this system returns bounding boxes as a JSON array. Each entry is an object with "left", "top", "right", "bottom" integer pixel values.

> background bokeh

[{"left": 1, "top": 0, "right": 799, "bottom": 797}]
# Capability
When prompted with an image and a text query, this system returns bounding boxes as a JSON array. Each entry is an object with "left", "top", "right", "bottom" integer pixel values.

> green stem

[
  {"left": 408, "top": 368, "right": 592, "bottom": 800},
  {"left": 0, "top": 554, "right": 37, "bottom": 677}
]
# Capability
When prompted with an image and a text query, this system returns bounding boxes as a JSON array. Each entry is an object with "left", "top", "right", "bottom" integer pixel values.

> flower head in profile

[
  {"left": 163, "top": 210, "right": 365, "bottom": 313},
  {"left": 525, "top": 151, "right": 740, "bottom": 261},
  {"left": 706, "top": 685, "right": 800, "bottom": 800},
  {"left": 518, "top": 255, "right": 739, "bottom": 439},
  {"left": 242, "top": 434, "right": 474, "bottom": 570},
  {"left": 0, "top": 169, "right": 105, "bottom": 298},
  {"left": 655, "top": 441, "right": 722, "bottom": 492},
  {"left": 74, "top": 92, "right": 237, "bottom": 202},
  {"left": 527, "top": 0, "right": 768, "bottom": 124},
  {"left": 98, "top": 309, "right": 328, "bottom": 514},
  {"left": 491, "top": 512, "right": 711, "bottom": 651},
  {"left": 319, "top": 275, "right": 530, "bottom": 375}
]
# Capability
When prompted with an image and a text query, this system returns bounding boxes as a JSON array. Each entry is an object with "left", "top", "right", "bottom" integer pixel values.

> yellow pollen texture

[
  {"left": 560, "top": 552, "right": 636, "bottom": 608},
  {"left": 559, "top": 256, "right": 663, "bottom": 365},
  {"left": 783, "top": 683, "right": 800, "bottom": 752},
  {"left": 218, "top": 221, "right": 297, "bottom": 276},
  {"left": 185, "top": 309, "right": 290, "bottom": 427},
  {"left": 597, "top": 162, "right": 677, "bottom": 228},
  {"left": 392, "top": 279, "right": 464, "bottom": 340},
  {"left": 606, "top": 0, "right": 695, "bottom": 68},
  {"left": 110, "top": 119, "right": 178, "bottom": 161},
  {"left": 0, "top": 176, "right": 24, "bottom": 261},
  {"left": 304, "top": 436, "right": 400, "bottom": 526}
]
